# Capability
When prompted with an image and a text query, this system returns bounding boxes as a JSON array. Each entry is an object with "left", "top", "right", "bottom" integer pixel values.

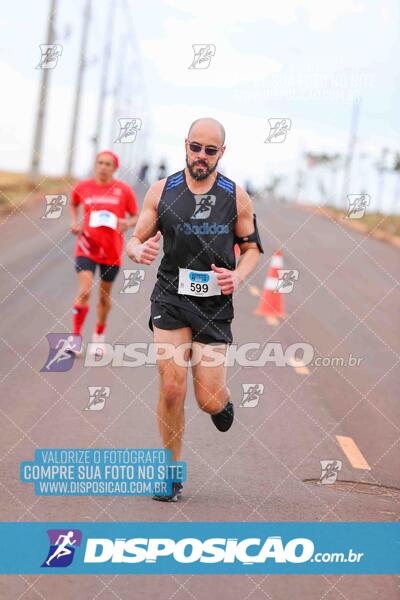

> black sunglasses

[{"left": 187, "top": 141, "right": 222, "bottom": 156}]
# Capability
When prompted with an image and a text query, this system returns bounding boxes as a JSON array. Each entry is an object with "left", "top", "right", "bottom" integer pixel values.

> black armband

[{"left": 234, "top": 213, "right": 264, "bottom": 254}]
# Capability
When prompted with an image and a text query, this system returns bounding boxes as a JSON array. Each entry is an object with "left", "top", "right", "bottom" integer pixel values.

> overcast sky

[{"left": 1, "top": 0, "right": 399, "bottom": 211}]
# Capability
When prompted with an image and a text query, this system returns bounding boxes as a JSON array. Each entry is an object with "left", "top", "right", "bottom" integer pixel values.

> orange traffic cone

[{"left": 255, "top": 250, "right": 285, "bottom": 322}]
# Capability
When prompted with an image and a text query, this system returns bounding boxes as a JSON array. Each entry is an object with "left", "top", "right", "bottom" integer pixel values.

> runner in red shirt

[{"left": 70, "top": 150, "right": 138, "bottom": 354}]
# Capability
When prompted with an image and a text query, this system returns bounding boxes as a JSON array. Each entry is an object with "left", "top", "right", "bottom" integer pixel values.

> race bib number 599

[{"left": 178, "top": 268, "right": 221, "bottom": 297}]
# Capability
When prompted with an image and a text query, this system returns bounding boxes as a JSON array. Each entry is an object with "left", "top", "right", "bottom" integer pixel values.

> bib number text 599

[{"left": 190, "top": 282, "right": 208, "bottom": 294}]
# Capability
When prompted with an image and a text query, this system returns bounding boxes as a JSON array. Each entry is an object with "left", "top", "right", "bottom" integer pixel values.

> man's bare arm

[
  {"left": 211, "top": 186, "right": 262, "bottom": 295},
  {"left": 233, "top": 185, "right": 261, "bottom": 283},
  {"left": 126, "top": 178, "right": 165, "bottom": 264}
]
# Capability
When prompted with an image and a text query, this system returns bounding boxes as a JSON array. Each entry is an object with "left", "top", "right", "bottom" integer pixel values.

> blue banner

[{"left": 0, "top": 522, "right": 398, "bottom": 574}]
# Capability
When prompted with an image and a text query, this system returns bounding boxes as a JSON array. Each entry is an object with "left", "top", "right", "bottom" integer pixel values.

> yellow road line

[
  {"left": 336, "top": 435, "right": 371, "bottom": 470},
  {"left": 293, "top": 364, "right": 310, "bottom": 376},
  {"left": 286, "top": 357, "right": 310, "bottom": 375},
  {"left": 265, "top": 315, "right": 280, "bottom": 326}
]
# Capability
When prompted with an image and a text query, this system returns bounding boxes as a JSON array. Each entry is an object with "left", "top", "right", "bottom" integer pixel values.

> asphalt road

[{"left": 0, "top": 191, "right": 399, "bottom": 599}]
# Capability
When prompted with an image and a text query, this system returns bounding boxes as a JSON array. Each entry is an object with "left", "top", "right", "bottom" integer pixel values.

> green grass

[{"left": 0, "top": 171, "right": 76, "bottom": 211}]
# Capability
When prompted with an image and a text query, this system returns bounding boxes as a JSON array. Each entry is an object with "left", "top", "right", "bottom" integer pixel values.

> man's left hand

[{"left": 211, "top": 263, "right": 242, "bottom": 295}]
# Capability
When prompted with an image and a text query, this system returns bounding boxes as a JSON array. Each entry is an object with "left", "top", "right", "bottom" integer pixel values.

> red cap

[{"left": 96, "top": 150, "right": 120, "bottom": 169}]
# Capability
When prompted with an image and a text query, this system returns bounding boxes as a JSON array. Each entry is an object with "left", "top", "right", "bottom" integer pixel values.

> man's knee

[
  {"left": 196, "top": 384, "right": 228, "bottom": 414},
  {"left": 159, "top": 367, "right": 186, "bottom": 409}
]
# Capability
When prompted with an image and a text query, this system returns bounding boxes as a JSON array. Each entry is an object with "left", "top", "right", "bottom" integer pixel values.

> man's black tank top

[{"left": 150, "top": 169, "right": 238, "bottom": 320}]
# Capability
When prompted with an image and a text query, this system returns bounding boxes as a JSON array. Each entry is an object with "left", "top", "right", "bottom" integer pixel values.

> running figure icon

[
  {"left": 45, "top": 531, "right": 77, "bottom": 566},
  {"left": 44, "top": 335, "right": 78, "bottom": 371}
]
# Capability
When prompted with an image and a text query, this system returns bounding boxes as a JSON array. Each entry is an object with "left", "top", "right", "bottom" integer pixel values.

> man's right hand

[
  {"left": 129, "top": 231, "right": 162, "bottom": 264},
  {"left": 71, "top": 222, "right": 81, "bottom": 235}
]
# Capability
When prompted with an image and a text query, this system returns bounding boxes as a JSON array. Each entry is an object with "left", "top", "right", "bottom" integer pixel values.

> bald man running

[{"left": 127, "top": 118, "right": 264, "bottom": 501}]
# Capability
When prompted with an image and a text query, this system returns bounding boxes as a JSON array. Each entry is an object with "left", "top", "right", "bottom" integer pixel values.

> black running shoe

[
  {"left": 152, "top": 482, "right": 183, "bottom": 502},
  {"left": 211, "top": 400, "right": 234, "bottom": 432}
]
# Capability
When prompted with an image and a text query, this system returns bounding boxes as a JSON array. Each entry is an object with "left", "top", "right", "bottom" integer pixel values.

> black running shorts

[
  {"left": 149, "top": 298, "right": 233, "bottom": 345},
  {"left": 75, "top": 256, "right": 120, "bottom": 283}
]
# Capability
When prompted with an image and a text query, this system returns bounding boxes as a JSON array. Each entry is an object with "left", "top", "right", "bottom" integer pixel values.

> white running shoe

[{"left": 89, "top": 333, "right": 107, "bottom": 358}]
